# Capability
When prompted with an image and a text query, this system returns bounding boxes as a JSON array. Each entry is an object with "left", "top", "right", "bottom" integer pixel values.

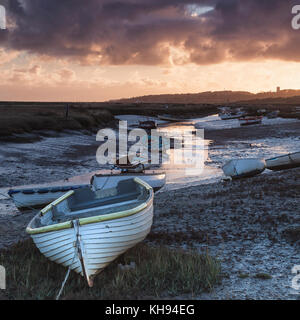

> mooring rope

[
  {"left": 56, "top": 220, "right": 80, "bottom": 300},
  {"left": 55, "top": 250, "right": 78, "bottom": 301}
]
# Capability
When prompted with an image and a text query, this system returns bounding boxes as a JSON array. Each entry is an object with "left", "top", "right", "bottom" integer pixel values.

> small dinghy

[
  {"left": 265, "top": 152, "right": 300, "bottom": 171},
  {"left": 91, "top": 171, "right": 166, "bottom": 193},
  {"left": 8, "top": 184, "right": 88, "bottom": 211},
  {"left": 219, "top": 111, "right": 245, "bottom": 120},
  {"left": 222, "top": 159, "right": 266, "bottom": 179},
  {"left": 26, "top": 178, "right": 154, "bottom": 287}
]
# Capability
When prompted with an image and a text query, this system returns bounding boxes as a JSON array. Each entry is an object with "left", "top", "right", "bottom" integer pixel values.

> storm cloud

[{"left": 1, "top": 0, "right": 299, "bottom": 65}]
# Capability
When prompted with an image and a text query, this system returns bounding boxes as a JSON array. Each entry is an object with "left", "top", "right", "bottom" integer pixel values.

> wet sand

[{"left": 0, "top": 120, "right": 300, "bottom": 299}]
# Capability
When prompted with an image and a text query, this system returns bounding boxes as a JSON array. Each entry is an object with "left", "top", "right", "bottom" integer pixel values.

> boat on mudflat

[
  {"left": 239, "top": 116, "right": 263, "bottom": 126},
  {"left": 26, "top": 178, "right": 154, "bottom": 287},
  {"left": 91, "top": 171, "right": 166, "bottom": 193},
  {"left": 265, "top": 152, "right": 300, "bottom": 171},
  {"left": 8, "top": 184, "right": 89, "bottom": 211},
  {"left": 219, "top": 111, "right": 245, "bottom": 120},
  {"left": 222, "top": 158, "right": 266, "bottom": 179}
]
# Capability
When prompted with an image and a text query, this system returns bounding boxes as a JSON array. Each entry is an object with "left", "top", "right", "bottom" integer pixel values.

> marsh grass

[
  {"left": 0, "top": 104, "right": 114, "bottom": 137},
  {"left": 0, "top": 240, "right": 221, "bottom": 300}
]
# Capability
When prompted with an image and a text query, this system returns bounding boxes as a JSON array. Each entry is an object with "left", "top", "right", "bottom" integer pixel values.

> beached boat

[
  {"left": 26, "top": 178, "right": 154, "bottom": 287},
  {"left": 9, "top": 171, "right": 165, "bottom": 210},
  {"left": 265, "top": 152, "right": 300, "bottom": 171},
  {"left": 8, "top": 184, "right": 89, "bottom": 211},
  {"left": 222, "top": 159, "right": 266, "bottom": 179},
  {"left": 239, "top": 116, "right": 263, "bottom": 126},
  {"left": 266, "top": 111, "right": 279, "bottom": 119},
  {"left": 219, "top": 111, "right": 245, "bottom": 120},
  {"left": 91, "top": 171, "right": 166, "bottom": 192}
]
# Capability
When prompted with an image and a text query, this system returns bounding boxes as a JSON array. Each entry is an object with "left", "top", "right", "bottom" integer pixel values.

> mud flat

[
  {"left": 152, "top": 168, "right": 300, "bottom": 300},
  {"left": 0, "top": 118, "right": 300, "bottom": 299},
  {"left": 1, "top": 167, "right": 299, "bottom": 299}
]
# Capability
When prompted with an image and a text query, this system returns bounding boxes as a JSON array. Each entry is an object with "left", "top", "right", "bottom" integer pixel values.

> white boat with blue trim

[
  {"left": 26, "top": 178, "right": 154, "bottom": 287},
  {"left": 9, "top": 171, "right": 165, "bottom": 211},
  {"left": 8, "top": 184, "right": 88, "bottom": 211}
]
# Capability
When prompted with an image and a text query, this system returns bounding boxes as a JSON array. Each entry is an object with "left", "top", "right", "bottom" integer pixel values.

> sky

[{"left": 0, "top": 0, "right": 300, "bottom": 102}]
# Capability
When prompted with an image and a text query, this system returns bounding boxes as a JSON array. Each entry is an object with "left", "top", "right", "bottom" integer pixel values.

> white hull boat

[
  {"left": 26, "top": 178, "right": 154, "bottom": 287},
  {"left": 265, "top": 152, "right": 300, "bottom": 171},
  {"left": 8, "top": 184, "right": 88, "bottom": 211},
  {"left": 91, "top": 171, "right": 166, "bottom": 193},
  {"left": 222, "top": 159, "right": 266, "bottom": 179}
]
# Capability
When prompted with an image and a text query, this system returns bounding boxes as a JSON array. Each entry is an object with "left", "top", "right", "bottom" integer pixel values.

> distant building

[{"left": 277, "top": 87, "right": 281, "bottom": 93}]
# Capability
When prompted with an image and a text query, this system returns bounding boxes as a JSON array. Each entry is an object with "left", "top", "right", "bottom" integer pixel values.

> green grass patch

[{"left": 0, "top": 240, "right": 221, "bottom": 300}]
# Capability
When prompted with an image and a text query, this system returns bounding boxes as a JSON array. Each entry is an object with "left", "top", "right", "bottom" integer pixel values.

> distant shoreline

[{"left": 1, "top": 101, "right": 300, "bottom": 139}]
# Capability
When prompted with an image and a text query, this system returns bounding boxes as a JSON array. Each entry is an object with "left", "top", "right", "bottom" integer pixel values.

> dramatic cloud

[{"left": 0, "top": 0, "right": 299, "bottom": 65}]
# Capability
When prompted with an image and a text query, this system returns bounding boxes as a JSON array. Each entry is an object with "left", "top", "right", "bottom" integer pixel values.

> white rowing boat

[
  {"left": 26, "top": 178, "right": 154, "bottom": 287},
  {"left": 265, "top": 152, "right": 300, "bottom": 171},
  {"left": 222, "top": 158, "right": 266, "bottom": 179},
  {"left": 91, "top": 171, "right": 166, "bottom": 193}
]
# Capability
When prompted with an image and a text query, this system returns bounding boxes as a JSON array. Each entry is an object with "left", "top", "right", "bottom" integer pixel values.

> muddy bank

[
  {"left": 0, "top": 116, "right": 300, "bottom": 299},
  {"left": 151, "top": 168, "right": 300, "bottom": 299},
  {"left": 1, "top": 168, "right": 299, "bottom": 299},
  {"left": 205, "top": 120, "right": 300, "bottom": 145}
]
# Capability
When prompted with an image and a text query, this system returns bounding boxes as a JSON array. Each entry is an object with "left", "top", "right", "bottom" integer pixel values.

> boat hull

[
  {"left": 266, "top": 152, "right": 300, "bottom": 171},
  {"left": 222, "top": 159, "right": 266, "bottom": 179},
  {"left": 9, "top": 172, "right": 165, "bottom": 211},
  {"left": 30, "top": 204, "right": 153, "bottom": 286},
  {"left": 27, "top": 178, "right": 154, "bottom": 287},
  {"left": 8, "top": 185, "right": 88, "bottom": 211},
  {"left": 219, "top": 112, "right": 245, "bottom": 120}
]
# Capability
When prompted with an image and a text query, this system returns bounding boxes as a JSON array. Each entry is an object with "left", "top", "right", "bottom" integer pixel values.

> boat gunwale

[
  {"left": 90, "top": 171, "right": 166, "bottom": 182},
  {"left": 26, "top": 178, "right": 153, "bottom": 235},
  {"left": 266, "top": 151, "right": 300, "bottom": 162}
]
